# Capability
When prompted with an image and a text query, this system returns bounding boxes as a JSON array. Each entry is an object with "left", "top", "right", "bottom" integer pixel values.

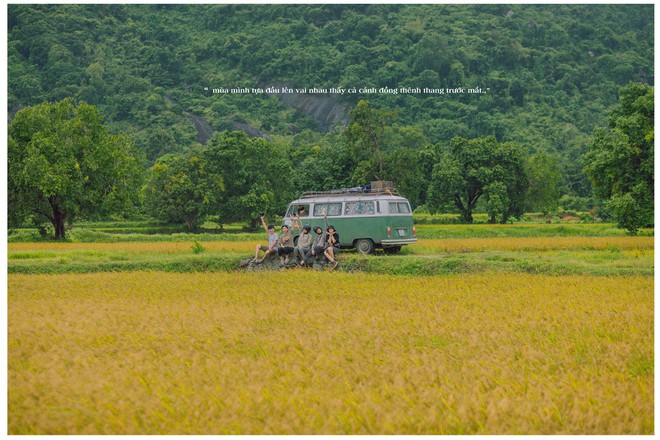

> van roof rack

[{"left": 299, "top": 187, "right": 400, "bottom": 198}]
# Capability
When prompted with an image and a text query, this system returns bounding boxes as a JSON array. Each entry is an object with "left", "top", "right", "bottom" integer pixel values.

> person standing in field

[{"left": 254, "top": 214, "right": 278, "bottom": 263}]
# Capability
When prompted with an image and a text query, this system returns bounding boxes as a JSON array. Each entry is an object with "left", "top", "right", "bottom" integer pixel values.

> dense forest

[{"left": 7, "top": 4, "right": 654, "bottom": 228}]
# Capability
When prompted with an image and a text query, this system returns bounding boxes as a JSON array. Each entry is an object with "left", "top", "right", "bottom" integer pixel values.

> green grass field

[{"left": 7, "top": 220, "right": 654, "bottom": 434}]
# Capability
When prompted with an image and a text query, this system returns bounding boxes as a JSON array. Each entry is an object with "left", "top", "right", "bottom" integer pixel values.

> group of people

[{"left": 254, "top": 209, "right": 340, "bottom": 269}]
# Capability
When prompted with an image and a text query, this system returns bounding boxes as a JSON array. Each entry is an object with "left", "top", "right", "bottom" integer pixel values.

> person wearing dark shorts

[{"left": 277, "top": 224, "right": 295, "bottom": 265}]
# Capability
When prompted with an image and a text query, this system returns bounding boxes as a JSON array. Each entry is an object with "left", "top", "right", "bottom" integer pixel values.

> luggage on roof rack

[
  {"left": 299, "top": 181, "right": 398, "bottom": 198},
  {"left": 299, "top": 188, "right": 399, "bottom": 198}
]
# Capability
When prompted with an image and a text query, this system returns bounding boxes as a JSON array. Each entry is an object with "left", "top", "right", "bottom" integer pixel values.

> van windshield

[{"left": 295, "top": 204, "right": 310, "bottom": 217}]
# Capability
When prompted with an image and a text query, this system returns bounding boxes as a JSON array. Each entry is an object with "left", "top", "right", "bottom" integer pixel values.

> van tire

[{"left": 354, "top": 238, "right": 375, "bottom": 255}]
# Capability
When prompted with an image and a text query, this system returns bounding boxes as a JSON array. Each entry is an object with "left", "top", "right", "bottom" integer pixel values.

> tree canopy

[
  {"left": 144, "top": 152, "right": 224, "bottom": 230},
  {"left": 203, "top": 131, "right": 294, "bottom": 227},
  {"left": 427, "top": 136, "right": 527, "bottom": 223},
  {"left": 8, "top": 98, "right": 143, "bottom": 238},
  {"left": 344, "top": 100, "right": 397, "bottom": 181},
  {"left": 525, "top": 152, "right": 562, "bottom": 216},
  {"left": 583, "top": 82, "right": 654, "bottom": 233}
]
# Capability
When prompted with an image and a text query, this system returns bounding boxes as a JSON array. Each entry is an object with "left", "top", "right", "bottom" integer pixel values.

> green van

[{"left": 282, "top": 188, "right": 417, "bottom": 254}]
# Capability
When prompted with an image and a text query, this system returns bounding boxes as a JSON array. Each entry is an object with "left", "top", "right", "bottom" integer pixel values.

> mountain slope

[{"left": 8, "top": 3, "right": 654, "bottom": 186}]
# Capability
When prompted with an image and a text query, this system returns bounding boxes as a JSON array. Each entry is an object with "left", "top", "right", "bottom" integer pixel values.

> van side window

[
  {"left": 313, "top": 203, "right": 342, "bottom": 216},
  {"left": 389, "top": 202, "right": 411, "bottom": 214},
  {"left": 345, "top": 201, "right": 375, "bottom": 215}
]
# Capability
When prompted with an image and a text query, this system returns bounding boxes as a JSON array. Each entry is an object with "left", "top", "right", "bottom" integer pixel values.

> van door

[{"left": 384, "top": 201, "right": 415, "bottom": 250}]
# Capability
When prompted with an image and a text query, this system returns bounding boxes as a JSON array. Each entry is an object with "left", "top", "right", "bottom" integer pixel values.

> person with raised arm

[
  {"left": 277, "top": 216, "right": 296, "bottom": 265},
  {"left": 253, "top": 213, "right": 278, "bottom": 263}
]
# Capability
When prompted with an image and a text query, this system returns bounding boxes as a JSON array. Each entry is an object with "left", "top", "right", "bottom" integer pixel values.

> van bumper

[{"left": 381, "top": 238, "right": 417, "bottom": 246}]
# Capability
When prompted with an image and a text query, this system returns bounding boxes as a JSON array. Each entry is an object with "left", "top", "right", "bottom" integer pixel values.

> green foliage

[
  {"left": 144, "top": 152, "right": 224, "bottom": 229},
  {"left": 381, "top": 148, "right": 426, "bottom": 209},
  {"left": 383, "top": 125, "right": 428, "bottom": 151},
  {"left": 145, "top": 128, "right": 182, "bottom": 164},
  {"left": 559, "top": 195, "right": 593, "bottom": 213},
  {"left": 8, "top": 98, "right": 143, "bottom": 239},
  {"left": 525, "top": 152, "right": 562, "bottom": 215},
  {"left": 191, "top": 241, "right": 206, "bottom": 254},
  {"left": 427, "top": 136, "right": 527, "bottom": 223},
  {"left": 6, "top": 5, "right": 655, "bottom": 225},
  {"left": 293, "top": 142, "right": 357, "bottom": 192},
  {"left": 583, "top": 83, "right": 653, "bottom": 233},
  {"left": 9, "top": 4, "right": 652, "bottom": 168},
  {"left": 344, "top": 100, "right": 397, "bottom": 180},
  {"left": 203, "top": 131, "right": 294, "bottom": 226},
  {"left": 483, "top": 181, "right": 510, "bottom": 223},
  {"left": 8, "top": 218, "right": 650, "bottom": 245}
]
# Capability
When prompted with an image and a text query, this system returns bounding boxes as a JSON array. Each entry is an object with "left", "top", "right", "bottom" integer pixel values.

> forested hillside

[{"left": 8, "top": 4, "right": 654, "bottom": 217}]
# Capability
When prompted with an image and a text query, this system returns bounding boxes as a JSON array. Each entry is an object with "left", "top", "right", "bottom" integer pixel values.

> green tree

[
  {"left": 427, "top": 136, "right": 527, "bottom": 223},
  {"left": 417, "top": 143, "right": 443, "bottom": 207},
  {"left": 145, "top": 127, "right": 180, "bottom": 163},
  {"left": 8, "top": 98, "right": 143, "bottom": 238},
  {"left": 345, "top": 100, "right": 396, "bottom": 180},
  {"left": 525, "top": 152, "right": 562, "bottom": 215},
  {"left": 203, "top": 131, "right": 294, "bottom": 227},
  {"left": 483, "top": 181, "right": 510, "bottom": 224},
  {"left": 383, "top": 124, "right": 428, "bottom": 151},
  {"left": 144, "top": 153, "right": 224, "bottom": 229},
  {"left": 412, "top": 32, "right": 452, "bottom": 77},
  {"left": 293, "top": 143, "right": 356, "bottom": 192},
  {"left": 583, "top": 82, "right": 653, "bottom": 233},
  {"left": 381, "top": 148, "right": 426, "bottom": 209}
]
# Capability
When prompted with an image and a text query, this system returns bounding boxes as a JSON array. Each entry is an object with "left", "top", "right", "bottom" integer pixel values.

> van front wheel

[{"left": 354, "top": 238, "right": 375, "bottom": 255}]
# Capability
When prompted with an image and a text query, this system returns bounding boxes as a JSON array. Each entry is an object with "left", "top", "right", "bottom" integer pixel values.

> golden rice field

[
  {"left": 8, "top": 271, "right": 653, "bottom": 434},
  {"left": 8, "top": 235, "right": 654, "bottom": 254}
]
